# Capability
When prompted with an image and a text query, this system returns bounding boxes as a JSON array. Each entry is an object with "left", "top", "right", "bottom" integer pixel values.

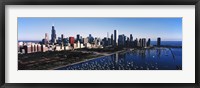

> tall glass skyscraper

[
  {"left": 51, "top": 25, "right": 56, "bottom": 43},
  {"left": 114, "top": 30, "right": 118, "bottom": 47},
  {"left": 157, "top": 37, "right": 161, "bottom": 46},
  {"left": 77, "top": 34, "right": 81, "bottom": 42},
  {"left": 111, "top": 34, "right": 114, "bottom": 45},
  {"left": 130, "top": 34, "right": 133, "bottom": 42}
]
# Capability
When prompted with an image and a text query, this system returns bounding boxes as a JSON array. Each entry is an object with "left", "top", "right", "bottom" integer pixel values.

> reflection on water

[{"left": 57, "top": 48, "right": 182, "bottom": 70}]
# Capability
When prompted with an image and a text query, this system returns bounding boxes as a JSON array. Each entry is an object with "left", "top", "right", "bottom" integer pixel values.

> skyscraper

[
  {"left": 114, "top": 30, "right": 118, "bottom": 47},
  {"left": 43, "top": 33, "right": 49, "bottom": 46},
  {"left": 83, "top": 38, "right": 88, "bottom": 45},
  {"left": 139, "top": 38, "right": 142, "bottom": 47},
  {"left": 102, "top": 37, "right": 108, "bottom": 46},
  {"left": 141, "top": 38, "right": 146, "bottom": 47},
  {"left": 134, "top": 38, "right": 139, "bottom": 47},
  {"left": 69, "top": 37, "right": 75, "bottom": 45},
  {"left": 111, "top": 34, "right": 114, "bottom": 45},
  {"left": 51, "top": 25, "right": 56, "bottom": 43},
  {"left": 76, "top": 34, "right": 81, "bottom": 42},
  {"left": 61, "top": 34, "right": 64, "bottom": 40},
  {"left": 130, "top": 34, "right": 133, "bottom": 42},
  {"left": 126, "top": 37, "right": 130, "bottom": 47},
  {"left": 118, "top": 34, "right": 125, "bottom": 47},
  {"left": 80, "top": 36, "right": 83, "bottom": 43},
  {"left": 63, "top": 38, "right": 69, "bottom": 46},
  {"left": 157, "top": 37, "right": 161, "bottom": 46},
  {"left": 88, "top": 34, "right": 94, "bottom": 43},
  {"left": 60, "top": 34, "right": 64, "bottom": 46},
  {"left": 147, "top": 38, "right": 151, "bottom": 47}
]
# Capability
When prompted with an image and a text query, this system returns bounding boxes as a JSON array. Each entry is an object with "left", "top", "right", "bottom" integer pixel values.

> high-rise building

[
  {"left": 134, "top": 38, "right": 139, "bottom": 47},
  {"left": 102, "top": 37, "right": 108, "bottom": 46},
  {"left": 69, "top": 37, "right": 75, "bottom": 45},
  {"left": 45, "top": 33, "right": 49, "bottom": 43},
  {"left": 124, "top": 35, "right": 126, "bottom": 46},
  {"left": 130, "top": 34, "right": 133, "bottom": 42},
  {"left": 108, "top": 38, "right": 111, "bottom": 45},
  {"left": 157, "top": 37, "right": 161, "bottom": 46},
  {"left": 42, "top": 38, "right": 48, "bottom": 45},
  {"left": 126, "top": 37, "right": 130, "bottom": 47},
  {"left": 61, "top": 34, "right": 64, "bottom": 41},
  {"left": 94, "top": 38, "right": 98, "bottom": 46},
  {"left": 118, "top": 34, "right": 125, "bottom": 47},
  {"left": 80, "top": 36, "right": 83, "bottom": 43},
  {"left": 83, "top": 38, "right": 88, "bottom": 45},
  {"left": 114, "top": 30, "right": 118, "bottom": 47},
  {"left": 63, "top": 38, "right": 69, "bottom": 46},
  {"left": 43, "top": 33, "right": 49, "bottom": 46},
  {"left": 141, "top": 38, "right": 146, "bottom": 47},
  {"left": 93, "top": 37, "right": 101, "bottom": 47},
  {"left": 88, "top": 34, "right": 94, "bottom": 43},
  {"left": 76, "top": 41, "right": 81, "bottom": 48},
  {"left": 51, "top": 25, "right": 56, "bottom": 43},
  {"left": 76, "top": 34, "right": 81, "bottom": 42},
  {"left": 111, "top": 34, "right": 114, "bottom": 45},
  {"left": 57, "top": 37, "right": 61, "bottom": 44},
  {"left": 97, "top": 38, "right": 101, "bottom": 46},
  {"left": 129, "top": 34, "right": 134, "bottom": 47},
  {"left": 147, "top": 38, "right": 151, "bottom": 47},
  {"left": 139, "top": 38, "right": 142, "bottom": 47}
]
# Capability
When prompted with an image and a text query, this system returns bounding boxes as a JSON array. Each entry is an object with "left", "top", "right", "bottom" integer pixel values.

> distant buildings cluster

[{"left": 18, "top": 25, "right": 161, "bottom": 54}]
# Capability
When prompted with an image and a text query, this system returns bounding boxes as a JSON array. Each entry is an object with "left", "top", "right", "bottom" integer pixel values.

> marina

[{"left": 56, "top": 47, "right": 182, "bottom": 70}]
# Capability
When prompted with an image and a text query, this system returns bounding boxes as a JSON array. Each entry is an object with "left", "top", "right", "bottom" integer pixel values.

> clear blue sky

[{"left": 18, "top": 17, "right": 182, "bottom": 41}]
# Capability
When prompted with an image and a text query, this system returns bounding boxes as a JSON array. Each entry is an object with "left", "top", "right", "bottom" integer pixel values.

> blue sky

[{"left": 18, "top": 18, "right": 182, "bottom": 41}]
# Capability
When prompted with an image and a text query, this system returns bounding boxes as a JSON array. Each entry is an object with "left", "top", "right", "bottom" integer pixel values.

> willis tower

[{"left": 51, "top": 24, "right": 56, "bottom": 44}]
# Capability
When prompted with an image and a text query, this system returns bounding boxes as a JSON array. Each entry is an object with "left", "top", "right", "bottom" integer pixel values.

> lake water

[
  {"left": 151, "top": 41, "right": 182, "bottom": 46},
  {"left": 57, "top": 47, "right": 182, "bottom": 70}
]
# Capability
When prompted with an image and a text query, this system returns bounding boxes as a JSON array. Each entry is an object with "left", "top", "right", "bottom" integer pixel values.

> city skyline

[{"left": 18, "top": 18, "right": 182, "bottom": 41}]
